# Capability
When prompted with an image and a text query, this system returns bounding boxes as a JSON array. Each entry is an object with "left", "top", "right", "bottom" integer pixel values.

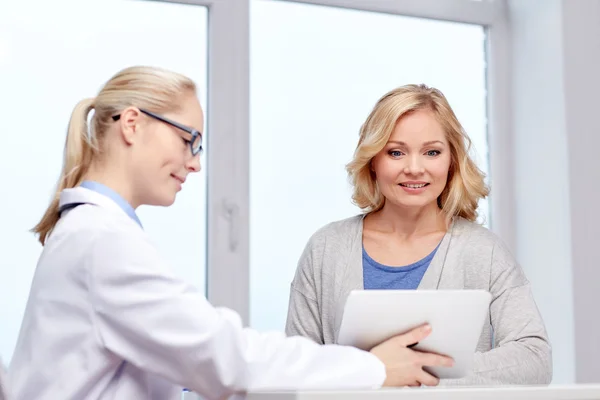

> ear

[{"left": 118, "top": 107, "right": 143, "bottom": 145}]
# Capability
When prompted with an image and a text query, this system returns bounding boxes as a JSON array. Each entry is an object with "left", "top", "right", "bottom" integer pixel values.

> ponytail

[{"left": 32, "top": 98, "right": 97, "bottom": 245}]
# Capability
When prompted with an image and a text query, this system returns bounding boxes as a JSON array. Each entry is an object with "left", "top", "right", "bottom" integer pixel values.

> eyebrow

[{"left": 387, "top": 140, "right": 445, "bottom": 146}]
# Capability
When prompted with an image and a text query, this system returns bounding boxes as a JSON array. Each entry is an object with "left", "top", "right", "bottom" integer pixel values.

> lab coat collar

[
  {"left": 80, "top": 181, "right": 142, "bottom": 227},
  {"left": 59, "top": 185, "right": 143, "bottom": 228}
]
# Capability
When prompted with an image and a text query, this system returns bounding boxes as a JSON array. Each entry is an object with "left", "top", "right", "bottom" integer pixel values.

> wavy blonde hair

[
  {"left": 346, "top": 84, "right": 489, "bottom": 222},
  {"left": 33, "top": 66, "right": 196, "bottom": 245}
]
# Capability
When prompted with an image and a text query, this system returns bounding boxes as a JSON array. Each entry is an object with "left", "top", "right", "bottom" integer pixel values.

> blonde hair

[
  {"left": 346, "top": 84, "right": 489, "bottom": 222},
  {"left": 33, "top": 66, "right": 196, "bottom": 245}
]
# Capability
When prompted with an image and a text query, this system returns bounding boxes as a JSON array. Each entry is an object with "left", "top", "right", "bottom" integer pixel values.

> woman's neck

[
  {"left": 84, "top": 164, "right": 139, "bottom": 208},
  {"left": 368, "top": 201, "right": 449, "bottom": 238}
]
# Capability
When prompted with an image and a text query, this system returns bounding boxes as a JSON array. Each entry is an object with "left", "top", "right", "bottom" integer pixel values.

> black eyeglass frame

[{"left": 112, "top": 108, "right": 203, "bottom": 156}]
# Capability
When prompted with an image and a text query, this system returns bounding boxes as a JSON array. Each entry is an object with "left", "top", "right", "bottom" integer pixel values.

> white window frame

[{"left": 149, "top": 0, "right": 512, "bottom": 325}]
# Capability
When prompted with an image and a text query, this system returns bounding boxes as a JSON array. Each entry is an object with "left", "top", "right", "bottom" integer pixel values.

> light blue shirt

[
  {"left": 79, "top": 180, "right": 143, "bottom": 228},
  {"left": 363, "top": 243, "right": 440, "bottom": 290}
]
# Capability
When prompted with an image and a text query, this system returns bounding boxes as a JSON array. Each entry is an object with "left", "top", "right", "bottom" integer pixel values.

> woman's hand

[{"left": 370, "top": 324, "right": 453, "bottom": 387}]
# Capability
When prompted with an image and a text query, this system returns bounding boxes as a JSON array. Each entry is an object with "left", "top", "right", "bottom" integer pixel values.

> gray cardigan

[
  {"left": 0, "top": 357, "right": 7, "bottom": 400},
  {"left": 285, "top": 215, "right": 552, "bottom": 386}
]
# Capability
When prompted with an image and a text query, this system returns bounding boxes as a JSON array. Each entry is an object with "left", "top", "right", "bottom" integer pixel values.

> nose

[
  {"left": 185, "top": 153, "right": 201, "bottom": 173},
  {"left": 403, "top": 154, "right": 425, "bottom": 175}
]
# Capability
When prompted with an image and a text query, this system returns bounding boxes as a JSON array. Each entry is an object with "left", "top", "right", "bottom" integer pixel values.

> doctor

[{"left": 8, "top": 66, "right": 453, "bottom": 400}]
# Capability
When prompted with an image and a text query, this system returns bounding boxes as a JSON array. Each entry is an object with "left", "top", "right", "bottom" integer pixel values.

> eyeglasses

[{"left": 112, "top": 108, "right": 203, "bottom": 156}]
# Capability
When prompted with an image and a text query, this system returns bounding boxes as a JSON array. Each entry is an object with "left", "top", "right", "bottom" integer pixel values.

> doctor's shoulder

[
  {"left": 50, "top": 203, "right": 157, "bottom": 264},
  {"left": 52, "top": 203, "right": 140, "bottom": 241}
]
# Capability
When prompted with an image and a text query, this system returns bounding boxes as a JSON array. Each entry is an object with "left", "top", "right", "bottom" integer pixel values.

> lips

[
  {"left": 399, "top": 183, "right": 429, "bottom": 188},
  {"left": 171, "top": 174, "right": 185, "bottom": 184}
]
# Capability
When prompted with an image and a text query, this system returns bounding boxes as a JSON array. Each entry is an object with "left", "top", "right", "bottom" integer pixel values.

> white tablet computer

[{"left": 337, "top": 289, "right": 491, "bottom": 379}]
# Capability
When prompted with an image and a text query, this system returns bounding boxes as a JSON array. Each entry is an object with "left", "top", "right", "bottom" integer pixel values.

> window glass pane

[
  {"left": 0, "top": 0, "right": 208, "bottom": 364},
  {"left": 250, "top": 0, "right": 489, "bottom": 331}
]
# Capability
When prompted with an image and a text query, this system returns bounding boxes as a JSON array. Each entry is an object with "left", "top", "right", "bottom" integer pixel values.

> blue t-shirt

[{"left": 363, "top": 243, "right": 440, "bottom": 290}]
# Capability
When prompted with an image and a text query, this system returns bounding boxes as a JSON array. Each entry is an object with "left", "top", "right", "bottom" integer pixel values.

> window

[
  {"left": 249, "top": 0, "right": 489, "bottom": 331},
  {"left": 0, "top": 0, "right": 208, "bottom": 363}
]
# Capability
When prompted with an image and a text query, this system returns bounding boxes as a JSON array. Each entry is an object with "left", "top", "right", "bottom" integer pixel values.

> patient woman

[{"left": 285, "top": 84, "right": 552, "bottom": 386}]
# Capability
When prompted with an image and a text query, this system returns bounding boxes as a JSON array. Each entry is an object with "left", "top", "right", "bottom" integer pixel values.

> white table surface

[{"left": 183, "top": 385, "right": 600, "bottom": 400}]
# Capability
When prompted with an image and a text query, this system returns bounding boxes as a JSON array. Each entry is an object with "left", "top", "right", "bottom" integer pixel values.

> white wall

[
  {"left": 561, "top": 0, "right": 600, "bottom": 384},
  {"left": 509, "top": 0, "right": 575, "bottom": 384},
  {"left": 509, "top": 0, "right": 600, "bottom": 384}
]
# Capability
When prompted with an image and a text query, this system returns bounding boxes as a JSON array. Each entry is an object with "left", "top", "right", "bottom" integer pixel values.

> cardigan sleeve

[
  {"left": 285, "top": 234, "right": 326, "bottom": 344},
  {"left": 441, "top": 238, "right": 553, "bottom": 386}
]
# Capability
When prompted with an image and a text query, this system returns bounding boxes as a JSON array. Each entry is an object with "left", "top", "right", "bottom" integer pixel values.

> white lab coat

[{"left": 8, "top": 187, "right": 385, "bottom": 400}]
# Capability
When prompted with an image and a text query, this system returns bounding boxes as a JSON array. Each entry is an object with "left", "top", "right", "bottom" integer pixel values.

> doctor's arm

[
  {"left": 89, "top": 230, "right": 386, "bottom": 400},
  {"left": 442, "top": 240, "right": 553, "bottom": 386}
]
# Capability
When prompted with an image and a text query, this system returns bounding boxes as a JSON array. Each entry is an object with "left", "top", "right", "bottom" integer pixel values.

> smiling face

[
  {"left": 130, "top": 92, "right": 205, "bottom": 207},
  {"left": 370, "top": 108, "right": 452, "bottom": 212}
]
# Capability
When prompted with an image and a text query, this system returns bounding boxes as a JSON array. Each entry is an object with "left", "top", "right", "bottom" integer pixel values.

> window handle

[{"left": 222, "top": 199, "right": 239, "bottom": 252}]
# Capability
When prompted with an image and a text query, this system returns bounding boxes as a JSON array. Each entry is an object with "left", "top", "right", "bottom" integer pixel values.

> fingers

[
  {"left": 394, "top": 323, "right": 432, "bottom": 347},
  {"left": 416, "top": 369, "right": 440, "bottom": 387},
  {"left": 418, "top": 352, "right": 454, "bottom": 368}
]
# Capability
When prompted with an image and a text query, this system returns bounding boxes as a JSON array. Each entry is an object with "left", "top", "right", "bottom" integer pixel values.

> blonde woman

[
  {"left": 286, "top": 84, "right": 552, "bottom": 386},
  {"left": 7, "top": 69, "right": 455, "bottom": 400}
]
